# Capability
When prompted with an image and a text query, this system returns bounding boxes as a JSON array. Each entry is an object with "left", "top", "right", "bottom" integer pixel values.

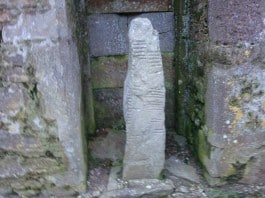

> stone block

[
  {"left": 0, "top": 0, "right": 87, "bottom": 195},
  {"left": 101, "top": 179, "right": 174, "bottom": 197},
  {"left": 88, "top": 12, "right": 174, "bottom": 56},
  {"left": 0, "top": 0, "right": 50, "bottom": 28},
  {"left": 92, "top": 53, "right": 175, "bottom": 129},
  {"left": 165, "top": 156, "right": 200, "bottom": 183},
  {"left": 202, "top": 0, "right": 265, "bottom": 186},
  {"left": 93, "top": 88, "right": 124, "bottom": 129},
  {"left": 91, "top": 53, "right": 176, "bottom": 129},
  {"left": 0, "top": 155, "right": 63, "bottom": 179},
  {"left": 0, "top": 85, "right": 24, "bottom": 117},
  {"left": 91, "top": 53, "right": 175, "bottom": 89},
  {"left": 123, "top": 18, "right": 165, "bottom": 179},
  {"left": 208, "top": 0, "right": 265, "bottom": 44},
  {"left": 2, "top": 2, "right": 58, "bottom": 43},
  {"left": 203, "top": 64, "right": 265, "bottom": 185},
  {"left": 0, "top": 133, "right": 42, "bottom": 154},
  {"left": 30, "top": 38, "right": 86, "bottom": 191},
  {"left": 88, "top": 14, "right": 128, "bottom": 56},
  {"left": 86, "top": 0, "right": 172, "bottom": 13},
  {"left": 88, "top": 130, "right": 125, "bottom": 161},
  {"left": 18, "top": 0, "right": 51, "bottom": 13},
  {"left": 91, "top": 55, "right": 128, "bottom": 89},
  {"left": 93, "top": 88, "right": 175, "bottom": 130}
]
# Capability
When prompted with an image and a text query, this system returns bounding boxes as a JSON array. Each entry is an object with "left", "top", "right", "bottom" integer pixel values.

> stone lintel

[{"left": 86, "top": 0, "right": 172, "bottom": 13}]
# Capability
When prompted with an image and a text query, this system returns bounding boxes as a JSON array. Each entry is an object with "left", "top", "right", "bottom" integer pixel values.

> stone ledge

[
  {"left": 86, "top": 0, "right": 172, "bottom": 13},
  {"left": 88, "top": 13, "right": 175, "bottom": 56}
]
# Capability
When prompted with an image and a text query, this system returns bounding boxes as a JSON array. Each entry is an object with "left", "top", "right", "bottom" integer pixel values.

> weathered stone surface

[
  {"left": 86, "top": 0, "right": 172, "bottom": 13},
  {"left": 30, "top": 39, "right": 86, "bottom": 191},
  {"left": 91, "top": 56, "right": 128, "bottom": 89},
  {"left": 123, "top": 18, "right": 166, "bottom": 180},
  {"left": 203, "top": 64, "right": 265, "bottom": 185},
  {"left": 3, "top": 6, "right": 59, "bottom": 42},
  {"left": 91, "top": 53, "right": 174, "bottom": 89},
  {"left": 107, "top": 166, "right": 123, "bottom": 191},
  {"left": 101, "top": 179, "right": 174, "bottom": 198},
  {"left": 165, "top": 157, "right": 200, "bottom": 183},
  {"left": 0, "top": 133, "right": 41, "bottom": 153},
  {"left": 88, "top": 14, "right": 128, "bottom": 56},
  {"left": 129, "top": 13, "right": 175, "bottom": 52},
  {"left": 88, "top": 12, "right": 174, "bottom": 56},
  {"left": 0, "top": 84, "right": 24, "bottom": 117},
  {"left": 0, "top": 0, "right": 87, "bottom": 195},
  {"left": 94, "top": 88, "right": 124, "bottom": 129},
  {"left": 0, "top": 155, "right": 64, "bottom": 179},
  {"left": 208, "top": 0, "right": 265, "bottom": 44},
  {"left": 91, "top": 53, "right": 175, "bottom": 129},
  {"left": 0, "top": 0, "right": 51, "bottom": 28},
  {"left": 200, "top": 0, "right": 265, "bottom": 186},
  {"left": 162, "top": 53, "right": 176, "bottom": 129},
  {"left": 80, "top": 178, "right": 174, "bottom": 198},
  {"left": 88, "top": 130, "right": 125, "bottom": 161}
]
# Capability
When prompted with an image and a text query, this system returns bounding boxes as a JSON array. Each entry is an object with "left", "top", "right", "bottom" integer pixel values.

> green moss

[
  {"left": 229, "top": 96, "right": 240, "bottom": 107},
  {"left": 86, "top": 84, "right": 96, "bottom": 136},
  {"left": 158, "top": 169, "right": 166, "bottom": 180},
  {"left": 92, "top": 55, "right": 128, "bottom": 64},
  {"left": 246, "top": 113, "right": 262, "bottom": 129},
  {"left": 112, "top": 119, "right": 125, "bottom": 130},
  {"left": 91, "top": 55, "right": 127, "bottom": 89},
  {"left": 94, "top": 100, "right": 107, "bottom": 124},
  {"left": 197, "top": 128, "right": 209, "bottom": 165},
  {"left": 0, "top": 150, "right": 17, "bottom": 159},
  {"left": 225, "top": 163, "right": 246, "bottom": 183}
]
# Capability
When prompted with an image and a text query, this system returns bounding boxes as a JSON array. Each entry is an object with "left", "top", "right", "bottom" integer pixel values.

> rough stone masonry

[
  {"left": 0, "top": 0, "right": 86, "bottom": 196},
  {"left": 123, "top": 18, "right": 166, "bottom": 179}
]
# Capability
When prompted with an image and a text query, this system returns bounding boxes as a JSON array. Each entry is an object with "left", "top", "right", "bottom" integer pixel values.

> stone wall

[
  {"left": 86, "top": 4, "right": 176, "bottom": 130},
  {"left": 85, "top": 0, "right": 173, "bottom": 13},
  {"left": 176, "top": 0, "right": 265, "bottom": 186},
  {"left": 0, "top": 0, "right": 86, "bottom": 196},
  {"left": 203, "top": 0, "right": 265, "bottom": 185},
  {"left": 1, "top": 0, "right": 265, "bottom": 194},
  {"left": 175, "top": 0, "right": 208, "bottom": 143}
]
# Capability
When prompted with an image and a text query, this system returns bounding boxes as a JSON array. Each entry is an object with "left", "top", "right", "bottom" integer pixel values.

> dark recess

[{"left": 0, "top": 30, "right": 2, "bottom": 44}]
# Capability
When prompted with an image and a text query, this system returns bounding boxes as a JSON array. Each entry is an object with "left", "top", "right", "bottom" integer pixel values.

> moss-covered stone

[
  {"left": 91, "top": 53, "right": 175, "bottom": 90},
  {"left": 91, "top": 55, "right": 128, "bottom": 89}
]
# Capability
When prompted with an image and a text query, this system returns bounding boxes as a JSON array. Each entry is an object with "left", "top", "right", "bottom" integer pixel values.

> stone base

[
  {"left": 79, "top": 165, "right": 174, "bottom": 198},
  {"left": 104, "top": 166, "right": 174, "bottom": 198}
]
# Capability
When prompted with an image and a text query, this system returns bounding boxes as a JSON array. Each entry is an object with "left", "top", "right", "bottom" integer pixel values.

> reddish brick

[
  {"left": 86, "top": 0, "right": 172, "bottom": 13},
  {"left": 209, "top": 0, "right": 265, "bottom": 43}
]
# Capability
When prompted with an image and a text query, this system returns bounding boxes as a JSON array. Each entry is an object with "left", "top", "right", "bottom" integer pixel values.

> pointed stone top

[{"left": 129, "top": 18, "right": 157, "bottom": 40}]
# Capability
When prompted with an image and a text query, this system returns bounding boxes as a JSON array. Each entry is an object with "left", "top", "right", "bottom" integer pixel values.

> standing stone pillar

[{"left": 123, "top": 18, "right": 166, "bottom": 179}]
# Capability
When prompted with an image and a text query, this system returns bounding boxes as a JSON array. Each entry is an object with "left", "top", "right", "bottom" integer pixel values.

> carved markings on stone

[{"left": 123, "top": 18, "right": 166, "bottom": 180}]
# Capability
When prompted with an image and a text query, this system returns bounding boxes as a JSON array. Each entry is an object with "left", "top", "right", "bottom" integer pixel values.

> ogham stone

[{"left": 123, "top": 18, "right": 166, "bottom": 180}]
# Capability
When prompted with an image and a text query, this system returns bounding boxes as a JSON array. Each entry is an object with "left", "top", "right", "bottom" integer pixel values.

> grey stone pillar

[{"left": 123, "top": 18, "right": 166, "bottom": 180}]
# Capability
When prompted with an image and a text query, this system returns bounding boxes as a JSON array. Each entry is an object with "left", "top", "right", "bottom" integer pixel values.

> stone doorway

[
  {"left": 84, "top": 0, "right": 180, "bottom": 195},
  {"left": 88, "top": 13, "right": 176, "bottom": 132},
  {"left": 85, "top": 1, "right": 176, "bottom": 163}
]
